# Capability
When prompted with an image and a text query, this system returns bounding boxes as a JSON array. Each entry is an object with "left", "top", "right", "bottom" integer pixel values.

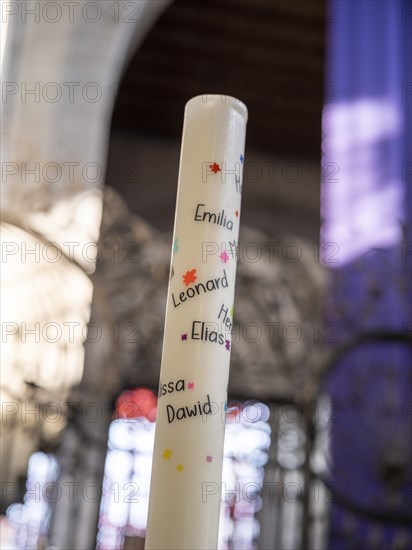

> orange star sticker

[
  {"left": 209, "top": 162, "right": 221, "bottom": 174},
  {"left": 183, "top": 269, "right": 197, "bottom": 286}
]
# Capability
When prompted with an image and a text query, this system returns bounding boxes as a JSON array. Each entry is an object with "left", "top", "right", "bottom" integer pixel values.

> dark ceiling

[{"left": 111, "top": 0, "right": 326, "bottom": 159}]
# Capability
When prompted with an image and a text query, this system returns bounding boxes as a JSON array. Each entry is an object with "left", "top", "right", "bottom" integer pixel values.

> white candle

[{"left": 145, "top": 95, "right": 248, "bottom": 550}]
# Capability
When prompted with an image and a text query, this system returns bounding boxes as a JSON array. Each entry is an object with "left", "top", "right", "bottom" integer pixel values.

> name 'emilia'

[
  {"left": 194, "top": 203, "right": 233, "bottom": 231},
  {"left": 172, "top": 269, "right": 228, "bottom": 308}
]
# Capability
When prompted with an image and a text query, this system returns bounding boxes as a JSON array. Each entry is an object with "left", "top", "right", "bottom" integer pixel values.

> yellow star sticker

[
  {"left": 163, "top": 449, "right": 172, "bottom": 459},
  {"left": 176, "top": 464, "right": 183, "bottom": 472}
]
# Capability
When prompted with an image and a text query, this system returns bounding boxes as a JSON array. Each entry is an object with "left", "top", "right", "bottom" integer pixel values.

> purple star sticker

[
  {"left": 225, "top": 339, "right": 230, "bottom": 351},
  {"left": 181, "top": 333, "right": 188, "bottom": 341}
]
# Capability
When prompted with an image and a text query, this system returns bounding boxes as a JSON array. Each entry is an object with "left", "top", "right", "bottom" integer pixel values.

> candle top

[{"left": 185, "top": 94, "right": 248, "bottom": 121}]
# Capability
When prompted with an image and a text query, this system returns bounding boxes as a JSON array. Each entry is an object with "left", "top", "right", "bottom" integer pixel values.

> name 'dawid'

[{"left": 166, "top": 394, "right": 213, "bottom": 424}]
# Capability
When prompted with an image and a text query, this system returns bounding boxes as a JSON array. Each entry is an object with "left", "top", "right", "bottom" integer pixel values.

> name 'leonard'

[{"left": 172, "top": 269, "right": 229, "bottom": 308}]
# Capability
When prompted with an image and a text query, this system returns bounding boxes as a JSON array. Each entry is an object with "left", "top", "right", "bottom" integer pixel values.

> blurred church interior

[{"left": 1, "top": 1, "right": 411, "bottom": 549}]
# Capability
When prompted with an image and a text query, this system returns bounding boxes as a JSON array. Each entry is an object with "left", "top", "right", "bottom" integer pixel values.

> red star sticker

[
  {"left": 209, "top": 162, "right": 221, "bottom": 174},
  {"left": 235, "top": 210, "right": 239, "bottom": 217},
  {"left": 183, "top": 269, "right": 197, "bottom": 286}
]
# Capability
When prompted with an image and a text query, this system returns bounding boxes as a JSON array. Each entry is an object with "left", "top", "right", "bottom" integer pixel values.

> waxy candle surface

[{"left": 145, "top": 95, "right": 248, "bottom": 550}]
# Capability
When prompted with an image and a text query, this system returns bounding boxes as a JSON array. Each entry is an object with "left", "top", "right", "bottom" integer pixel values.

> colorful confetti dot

[
  {"left": 181, "top": 333, "right": 188, "bottom": 341},
  {"left": 209, "top": 162, "right": 221, "bottom": 174},
  {"left": 240, "top": 154, "right": 244, "bottom": 164},
  {"left": 220, "top": 251, "right": 229, "bottom": 263},
  {"left": 173, "top": 238, "right": 179, "bottom": 254},
  {"left": 188, "top": 382, "right": 194, "bottom": 389},
  {"left": 163, "top": 449, "right": 172, "bottom": 459},
  {"left": 230, "top": 306, "right": 234, "bottom": 318},
  {"left": 235, "top": 210, "right": 239, "bottom": 217},
  {"left": 225, "top": 339, "right": 230, "bottom": 351},
  {"left": 176, "top": 464, "right": 184, "bottom": 472},
  {"left": 183, "top": 269, "right": 197, "bottom": 286},
  {"left": 206, "top": 455, "right": 213, "bottom": 463}
]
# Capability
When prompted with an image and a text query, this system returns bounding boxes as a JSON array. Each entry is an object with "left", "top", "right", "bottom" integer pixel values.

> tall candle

[{"left": 145, "top": 95, "right": 248, "bottom": 550}]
